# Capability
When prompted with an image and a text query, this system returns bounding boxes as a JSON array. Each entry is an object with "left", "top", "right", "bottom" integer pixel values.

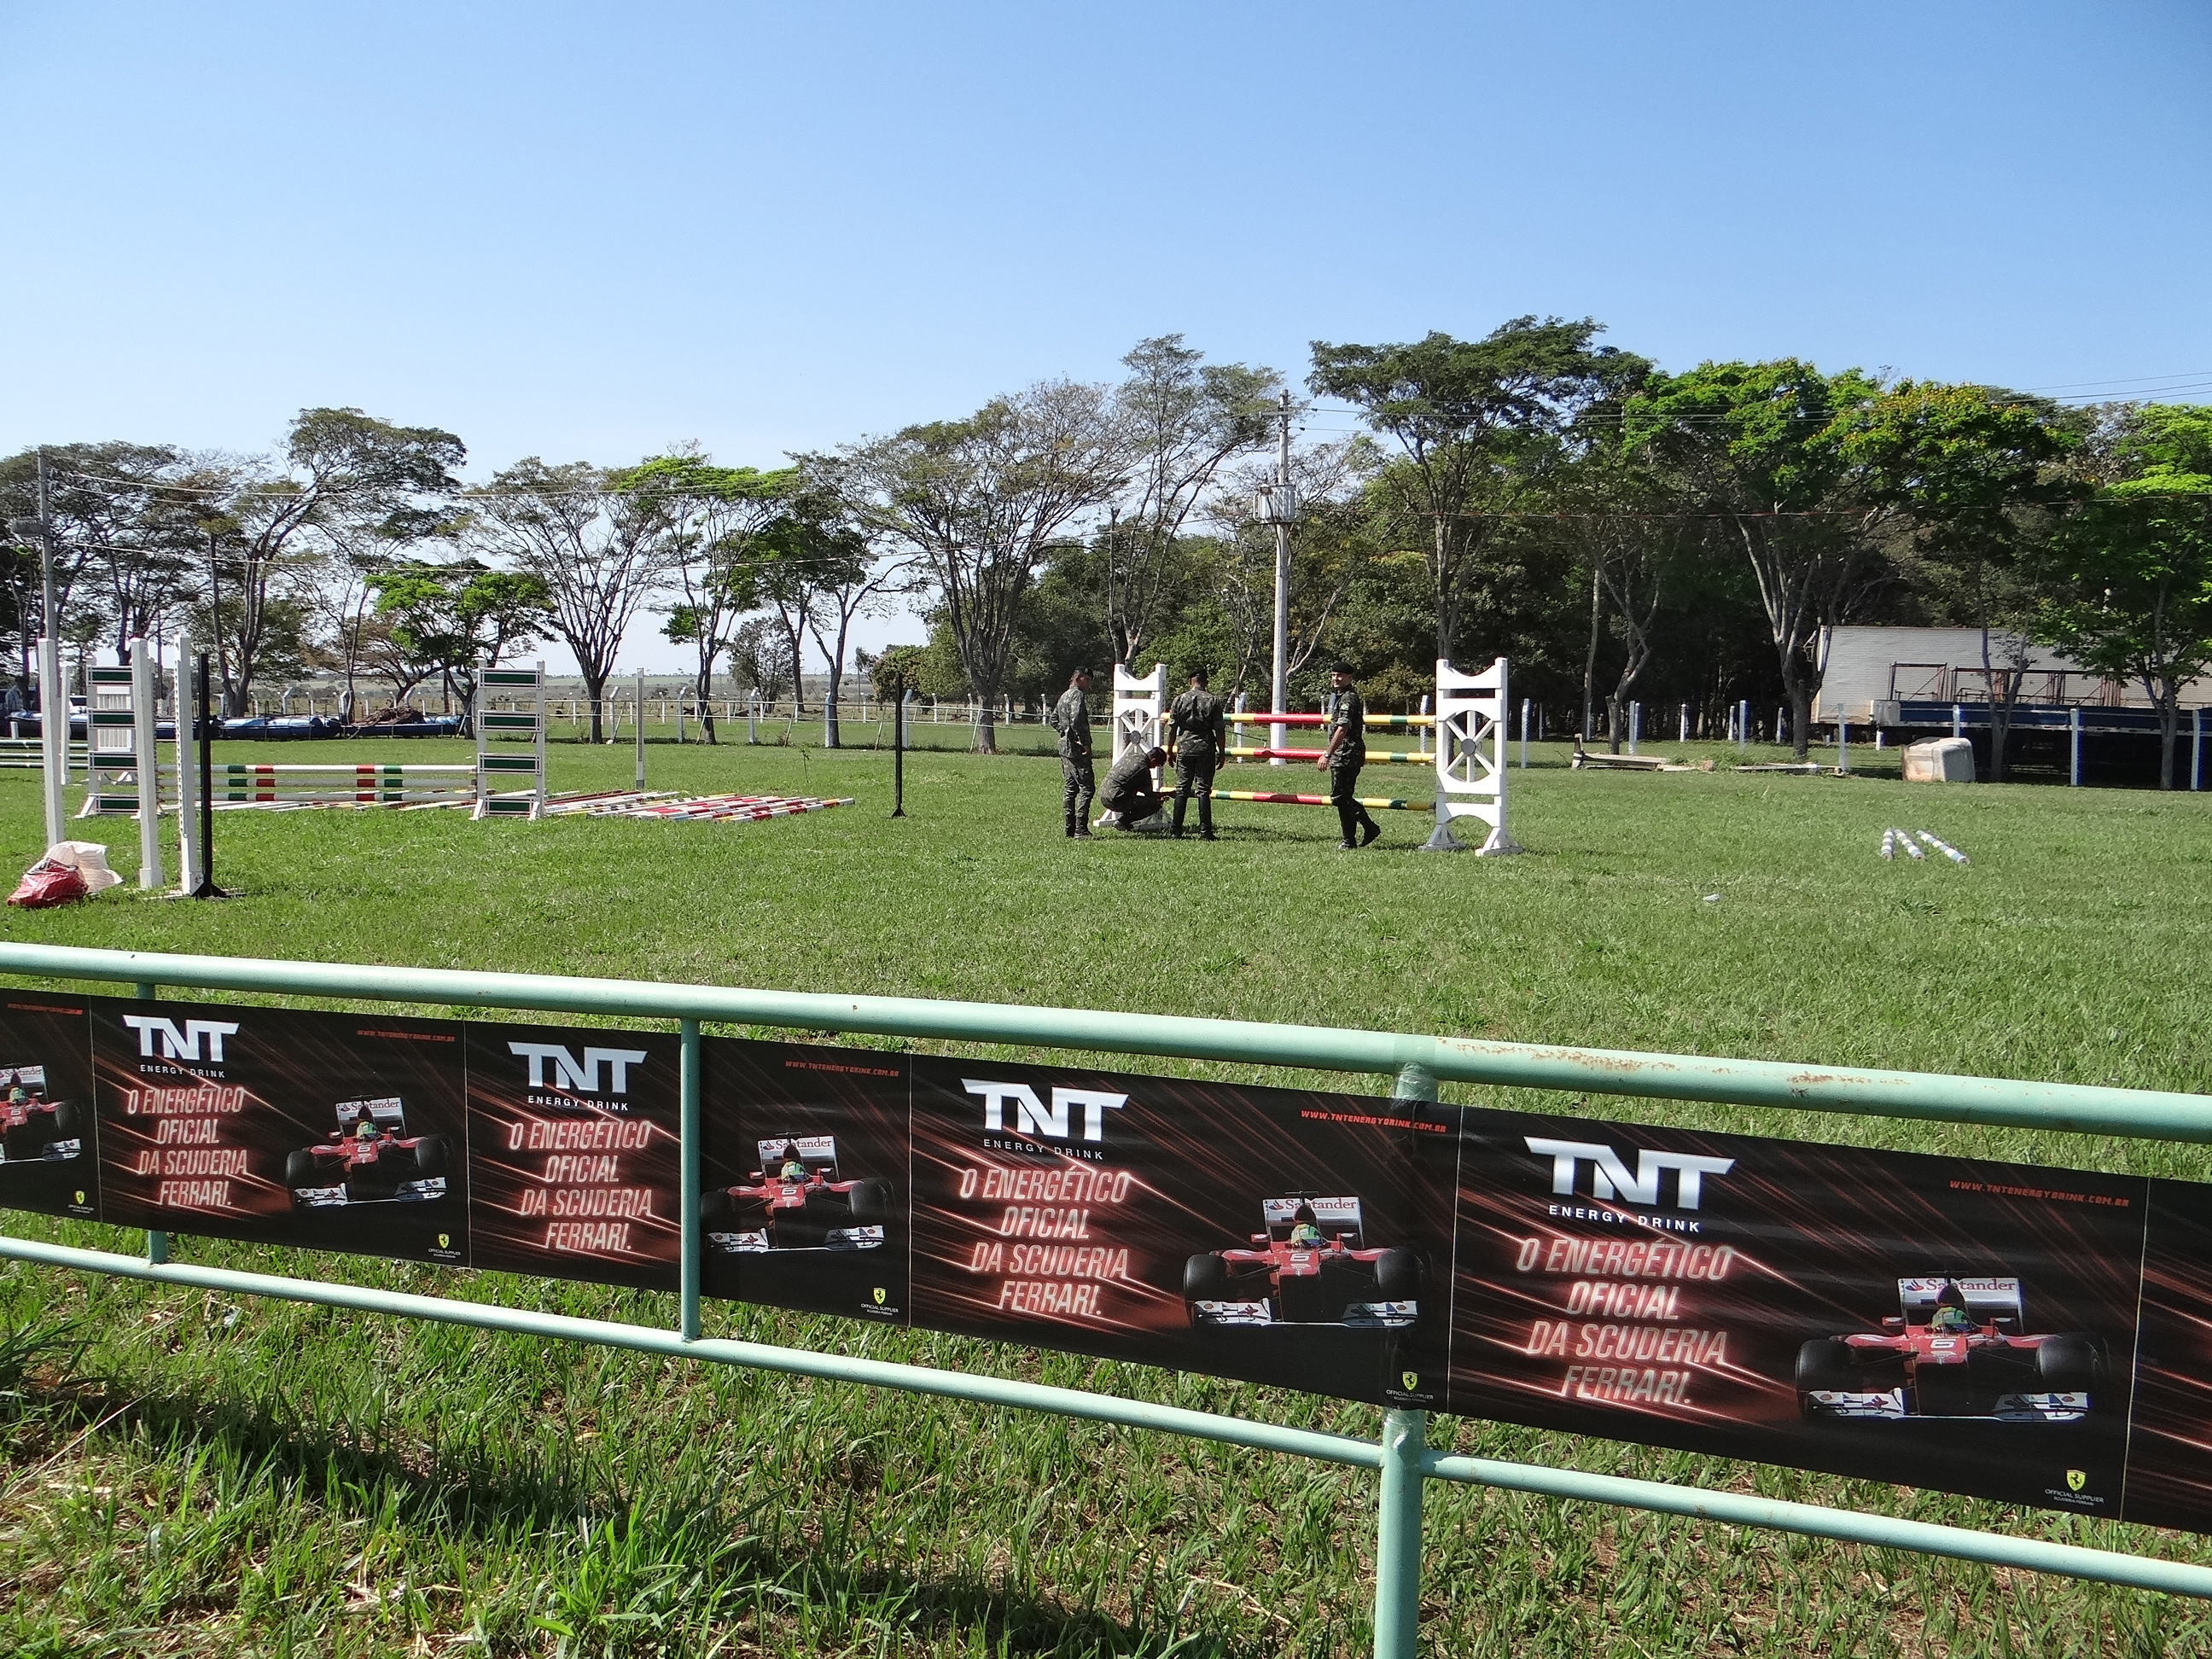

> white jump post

[
  {"left": 77, "top": 642, "right": 167, "bottom": 888},
  {"left": 132, "top": 645, "right": 162, "bottom": 888},
  {"left": 172, "top": 633, "right": 202, "bottom": 894},
  {"left": 37, "top": 635, "right": 65, "bottom": 848},
  {"left": 1421, "top": 657, "right": 1522, "bottom": 855},
  {"left": 1518, "top": 696, "right": 1528, "bottom": 768},
  {"left": 1110, "top": 661, "right": 1168, "bottom": 827},
  {"left": 474, "top": 661, "right": 547, "bottom": 818}
]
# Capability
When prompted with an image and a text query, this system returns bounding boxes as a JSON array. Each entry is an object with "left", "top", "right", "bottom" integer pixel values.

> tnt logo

[
  {"left": 1525, "top": 1137, "right": 1735, "bottom": 1210},
  {"left": 508, "top": 1042, "right": 649, "bottom": 1095},
  {"left": 963, "top": 1079, "right": 1125, "bottom": 1143},
  {"left": 120, "top": 1015, "right": 242, "bottom": 1063}
]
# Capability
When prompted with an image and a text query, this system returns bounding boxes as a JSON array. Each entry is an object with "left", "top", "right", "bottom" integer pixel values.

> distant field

[{"left": 3, "top": 733, "right": 2209, "bottom": 1656}]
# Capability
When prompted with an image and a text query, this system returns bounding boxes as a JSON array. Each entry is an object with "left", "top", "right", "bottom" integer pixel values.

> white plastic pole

[
  {"left": 172, "top": 631, "right": 202, "bottom": 894},
  {"left": 1953, "top": 704, "right": 1963, "bottom": 740},
  {"left": 1627, "top": 701, "right": 1640, "bottom": 755},
  {"left": 37, "top": 636, "right": 64, "bottom": 847},
  {"left": 2194, "top": 707, "right": 2203, "bottom": 793},
  {"left": 635, "top": 669, "right": 647, "bottom": 789},
  {"left": 1679, "top": 704, "right": 1688, "bottom": 743},
  {"left": 1738, "top": 699, "right": 1749, "bottom": 754},
  {"left": 1519, "top": 696, "right": 1528, "bottom": 768},
  {"left": 1838, "top": 719, "right": 1849, "bottom": 774},
  {"left": 2069, "top": 706, "right": 2081, "bottom": 788},
  {"left": 131, "top": 640, "right": 162, "bottom": 889}
]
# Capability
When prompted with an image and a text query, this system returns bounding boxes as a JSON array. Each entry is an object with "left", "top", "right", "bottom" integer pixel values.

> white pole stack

[
  {"left": 38, "top": 636, "right": 65, "bottom": 848},
  {"left": 1422, "top": 656, "right": 1522, "bottom": 855},
  {"left": 132, "top": 644, "right": 162, "bottom": 889},
  {"left": 172, "top": 634, "right": 203, "bottom": 894}
]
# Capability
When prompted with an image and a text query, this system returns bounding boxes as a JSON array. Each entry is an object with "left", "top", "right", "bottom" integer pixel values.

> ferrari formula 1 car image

[
  {"left": 701, "top": 1135, "right": 893, "bottom": 1253},
  {"left": 284, "top": 1097, "right": 449, "bottom": 1208},
  {"left": 0, "top": 1066, "right": 83, "bottom": 1164},
  {"left": 1796, "top": 1275, "right": 2104, "bottom": 1422},
  {"left": 1184, "top": 1195, "right": 1420, "bottom": 1328}
]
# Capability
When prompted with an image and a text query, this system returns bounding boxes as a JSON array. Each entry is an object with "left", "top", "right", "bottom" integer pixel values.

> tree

[
  {"left": 1104, "top": 336, "right": 1278, "bottom": 666},
  {"left": 2033, "top": 405, "right": 2212, "bottom": 789},
  {"left": 1842, "top": 382, "right": 2079, "bottom": 777},
  {"left": 368, "top": 562, "right": 556, "bottom": 727},
  {"left": 202, "top": 409, "right": 464, "bottom": 715},
  {"left": 790, "top": 502, "right": 911, "bottom": 748},
  {"left": 1309, "top": 318, "right": 1645, "bottom": 661},
  {"left": 471, "top": 459, "right": 672, "bottom": 742},
  {"left": 628, "top": 454, "right": 796, "bottom": 742},
  {"left": 818, "top": 380, "right": 1126, "bottom": 753},
  {"left": 1623, "top": 361, "right": 1891, "bottom": 758},
  {"left": 1545, "top": 450, "right": 1697, "bottom": 749}
]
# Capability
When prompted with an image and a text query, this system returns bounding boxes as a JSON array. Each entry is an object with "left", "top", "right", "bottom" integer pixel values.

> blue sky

[{"left": 3, "top": 2, "right": 2208, "bottom": 669}]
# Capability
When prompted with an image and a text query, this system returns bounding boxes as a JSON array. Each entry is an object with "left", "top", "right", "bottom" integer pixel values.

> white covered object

[
  {"left": 1903, "top": 737, "right": 1976, "bottom": 783},
  {"left": 40, "top": 841, "right": 124, "bottom": 892}
]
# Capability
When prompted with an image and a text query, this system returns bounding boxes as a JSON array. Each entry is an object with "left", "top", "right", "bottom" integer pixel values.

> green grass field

[{"left": 3, "top": 729, "right": 2211, "bottom": 1656}]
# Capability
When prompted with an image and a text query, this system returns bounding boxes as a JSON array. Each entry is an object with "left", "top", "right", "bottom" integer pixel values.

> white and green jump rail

[
  {"left": 4, "top": 940, "right": 2212, "bottom": 1656},
  {"left": 473, "top": 661, "right": 548, "bottom": 819}
]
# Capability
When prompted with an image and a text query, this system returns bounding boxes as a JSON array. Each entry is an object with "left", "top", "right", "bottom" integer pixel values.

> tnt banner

[
  {"left": 0, "top": 997, "right": 98, "bottom": 1220},
  {"left": 1445, "top": 1106, "right": 2152, "bottom": 1522},
  {"left": 465, "top": 1021, "right": 679, "bottom": 1290},
  {"left": 91, "top": 998, "right": 467, "bottom": 1264},
  {"left": 2110, "top": 1180, "right": 2212, "bottom": 1531},
  {"left": 907, "top": 1057, "right": 1457, "bottom": 1406},
  {"left": 698, "top": 1038, "right": 910, "bottom": 1324}
]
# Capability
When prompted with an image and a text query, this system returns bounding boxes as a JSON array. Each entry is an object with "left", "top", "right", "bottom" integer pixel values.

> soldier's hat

[{"left": 1328, "top": 661, "right": 1356, "bottom": 675}]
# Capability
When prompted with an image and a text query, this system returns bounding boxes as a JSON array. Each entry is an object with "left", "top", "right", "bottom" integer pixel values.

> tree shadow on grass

[{"left": 10, "top": 1374, "right": 1271, "bottom": 1658}]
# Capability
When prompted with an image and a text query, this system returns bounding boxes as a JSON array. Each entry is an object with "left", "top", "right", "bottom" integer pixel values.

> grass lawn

[{"left": 2, "top": 729, "right": 2210, "bottom": 1656}]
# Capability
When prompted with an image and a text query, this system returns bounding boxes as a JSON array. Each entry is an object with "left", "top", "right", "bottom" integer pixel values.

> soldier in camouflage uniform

[
  {"left": 1318, "top": 663, "right": 1381, "bottom": 849},
  {"left": 1051, "top": 667, "right": 1096, "bottom": 838},
  {"left": 1099, "top": 744, "right": 1167, "bottom": 828},
  {"left": 1166, "top": 667, "right": 1226, "bottom": 840}
]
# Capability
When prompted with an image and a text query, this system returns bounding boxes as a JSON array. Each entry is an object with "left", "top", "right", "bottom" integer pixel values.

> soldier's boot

[
  {"left": 1335, "top": 799, "right": 1361, "bottom": 848},
  {"left": 1359, "top": 812, "right": 1382, "bottom": 847},
  {"left": 1170, "top": 794, "right": 1187, "bottom": 837},
  {"left": 1197, "top": 791, "right": 1216, "bottom": 841}
]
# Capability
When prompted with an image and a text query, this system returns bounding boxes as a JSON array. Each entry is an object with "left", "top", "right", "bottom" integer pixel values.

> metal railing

[{"left": 3, "top": 940, "right": 2210, "bottom": 1656}]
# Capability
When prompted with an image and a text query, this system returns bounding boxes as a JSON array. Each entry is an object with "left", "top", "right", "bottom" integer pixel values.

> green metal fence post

[
  {"left": 1376, "top": 1408, "right": 1427, "bottom": 1659},
  {"left": 679, "top": 1017, "right": 701, "bottom": 1342},
  {"left": 1373, "top": 1058, "right": 1437, "bottom": 1657},
  {"left": 134, "top": 981, "right": 168, "bottom": 1266}
]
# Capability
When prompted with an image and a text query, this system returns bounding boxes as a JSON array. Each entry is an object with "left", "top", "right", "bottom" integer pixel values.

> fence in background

[{"left": 3, "top": 941, "right": 2211, "bottom": 1657}]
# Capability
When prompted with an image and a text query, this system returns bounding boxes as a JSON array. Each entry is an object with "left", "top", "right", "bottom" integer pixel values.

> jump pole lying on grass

[{"left": 7, "top": 941, "right": 2212, "bottom": 1659}]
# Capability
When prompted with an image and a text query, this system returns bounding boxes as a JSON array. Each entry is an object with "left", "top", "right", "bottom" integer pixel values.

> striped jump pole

[
  {"left": 1223, "top": 746, "right": 1434, "bottom": 764},
  {"left": 1209, "top": 790, "right": 1428, "bottom": 811}
]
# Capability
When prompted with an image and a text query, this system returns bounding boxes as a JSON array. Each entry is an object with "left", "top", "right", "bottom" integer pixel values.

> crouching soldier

[{"left": 1098, "top": 745, "right": 1167, "bottom": 830}]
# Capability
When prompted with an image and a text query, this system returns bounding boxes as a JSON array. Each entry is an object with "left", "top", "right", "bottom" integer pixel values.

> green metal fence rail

[{"left": 3, "top": 940, "right": 2211, "bottom": 1656}]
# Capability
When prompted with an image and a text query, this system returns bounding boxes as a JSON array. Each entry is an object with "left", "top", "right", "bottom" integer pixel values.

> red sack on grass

[
  {"left": 7, "top": 841, "right": 120, "bottom": 909},
  {"left": 8, "top": 861, "right": 89, "bottom": 908}
]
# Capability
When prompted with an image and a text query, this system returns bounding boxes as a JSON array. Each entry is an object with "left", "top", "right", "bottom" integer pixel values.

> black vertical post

[
  {"left": 891, "top": 691, "right": 906, "bottom": 818},
  {"left": 192, "top": 653, "right": 226, "bottom": 898}
]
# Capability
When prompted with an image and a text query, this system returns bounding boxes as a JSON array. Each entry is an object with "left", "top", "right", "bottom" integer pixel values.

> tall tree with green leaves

[
  {"left": 815, "top": 379, "right": 1126, "bottom": 753},
  {"left": 368, "top": 562, "right": 555, "bottom": 727},
  {"left": 2034, "top": 405, "right": 2212, "bottom": 789},
  {"left": 1309, "top": 317, "right": 1645, "bottom": 661},
  {"left": 1842, "top": 382, "right": 2078, "bottom": 777},
  {"left": 1623, "top": 361, "right": 1889, "bottom": 757},
  {"left": 470, "top": 459, "right": 672, "bottom": 742},
  {"left": 1104, "top": 335, "right": 1279, "bottom": 667},
  {"left": 206, "top": 408, "right": 465, "bottom": 715},
  {"left": 629, "top": 453, "right": 796, "bottom": 742}
]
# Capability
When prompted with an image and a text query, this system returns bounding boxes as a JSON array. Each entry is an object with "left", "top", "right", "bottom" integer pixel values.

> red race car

[
  {"left": 701, "top": 1135, "right": 892, "bottom": 1252},
  {"left": 1185, "top": 1195, "right": 1420, "bottom": 1328},
  {"left": 1796, "top": 1274, "right": 2102, "bottom": 1422},
  {"left": 285, "top": 1097, "right": 449, "bottom": 1208},
  {"left": 0, "top": 1065, "right": 83, "bottom": 1164}
]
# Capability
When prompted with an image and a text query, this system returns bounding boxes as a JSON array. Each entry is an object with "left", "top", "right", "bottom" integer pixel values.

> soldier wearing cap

[
  {"left": 1165, "top": 666, "right": 1226, "bottom": 840},
  {"left": 1318, "top": 662, "right": 1381, "bottom": 849},
  {"left": 1050, "top": 667, "right": 1096, "bottom": 838}
]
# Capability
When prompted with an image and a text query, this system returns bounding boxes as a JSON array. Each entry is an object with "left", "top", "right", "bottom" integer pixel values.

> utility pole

[{"left": 1257, "top": 391, "right": 1300, "bottom": 765}]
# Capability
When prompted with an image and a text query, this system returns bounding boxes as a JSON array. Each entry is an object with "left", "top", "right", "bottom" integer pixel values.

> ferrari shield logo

[
  {"left": 73, "top": 1190, "right": 85, "bottom": 1206},
  {"left": 1401, "top": 1371, "right": 1419, "bottom": 1393},
  {"left": 437, "top": 1233, "right": 451, "bottom": 1251},
  {"left": 872, "top": 1286, "right": 887, "bottom": 1306},
  {"left": 2066, "top": 1469, "right": 2087, "bottom": 1493}
]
